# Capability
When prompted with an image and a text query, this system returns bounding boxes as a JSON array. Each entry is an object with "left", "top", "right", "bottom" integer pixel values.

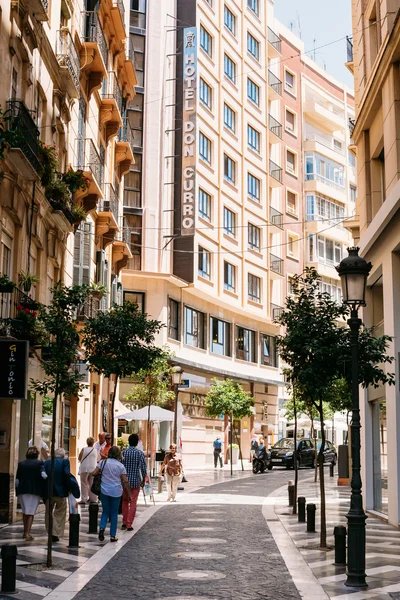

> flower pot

[
  {"left": 19, "top": 299, "right": 39, "bottom": 311},
  {"left": 23, "top": 281, "right": 32, "bottom": 292},
  {"left": 229, "top": 448, "right": 239, "bottom": 465},
  {"left": 0, "top": 283, "right": 14, "bottom": 293}
]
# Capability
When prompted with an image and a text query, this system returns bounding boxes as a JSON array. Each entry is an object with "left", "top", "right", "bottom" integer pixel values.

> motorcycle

[{"left": 252, "top": 447, "right": 271, "bottom": 474}]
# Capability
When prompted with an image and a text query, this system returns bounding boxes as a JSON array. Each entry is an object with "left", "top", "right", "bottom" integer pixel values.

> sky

[{"left": 274, "top": 0, "right": 354, "bottom": 89}]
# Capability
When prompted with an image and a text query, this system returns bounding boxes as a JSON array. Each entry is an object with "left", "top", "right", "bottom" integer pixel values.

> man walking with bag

[
  {"left": 121, "top": 434, "right": 146, "bottom": 531},
  {"left": 213, "top": 436, "right": 223, "bottom": 468}
]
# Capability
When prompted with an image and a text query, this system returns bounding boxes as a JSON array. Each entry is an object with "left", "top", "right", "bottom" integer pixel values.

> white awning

[{"left": 117, "top": 405, "right": 191, "bottom": 422}]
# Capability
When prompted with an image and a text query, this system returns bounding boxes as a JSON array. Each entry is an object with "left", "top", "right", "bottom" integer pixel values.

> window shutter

[
  {"left": 96, "top": 250, "right": 106, "bottom": 284},
  {"left": 111, "top": 274, "right": 118, "bottom": 305},
  {"left": 117, "top": 282, "right": 123, "bottom": 305},
  {"left": 73, "top": 224, "right": 91, "bottom": 285}
]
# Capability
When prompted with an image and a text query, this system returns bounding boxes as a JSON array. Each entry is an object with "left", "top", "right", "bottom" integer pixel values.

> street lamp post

[
  {"left": 336, "top": 247, "right": 372, "bottom": 589},
  {"left": 171, "top": 366, "right": 183, "bottom": 445}
]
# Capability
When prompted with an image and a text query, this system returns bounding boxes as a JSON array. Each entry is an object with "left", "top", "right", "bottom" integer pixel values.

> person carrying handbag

[
  {"left": 159, "top": 444, "right": 182, "bottom": 502},
  {"left": 78, "top": 437, "right": 98, "bottom": 504}
]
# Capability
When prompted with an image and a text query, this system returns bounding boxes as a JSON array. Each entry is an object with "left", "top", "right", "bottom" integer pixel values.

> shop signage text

[{"left": 0, "top": 340, "right": 28, "bottom": 399}]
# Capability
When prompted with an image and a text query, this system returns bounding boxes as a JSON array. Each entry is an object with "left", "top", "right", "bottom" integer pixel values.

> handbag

[
  {"left": 91, "top": 459, "right": 107, "bottom": 496},
  {"left": 69, "top": 474, "right": 81, "bottom": 499}
]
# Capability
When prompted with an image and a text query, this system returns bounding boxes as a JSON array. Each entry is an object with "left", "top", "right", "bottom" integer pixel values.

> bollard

[
  {"left": 298, "top": 496, "right": 306, "bottom": 523},
  {"left": 68, "top": 513, "right": 81, "bottom": 548},
  {"left": 306, "top": 503, "right": 316, "bottom": 532},
  {"left": 330, "top": 462, "right": 335, "bottom": 478},
  {"left": 288, "top": 480, "right": 295, "bottom": 507},
  {"left": 334, "top": 525, "right": 347, "bottom": 565},
  {"left": 88, "top": 502, "right": 99, "bottom": 534},
  {"left": 1, "top": 544, "right": 17, "bottom": 594}
]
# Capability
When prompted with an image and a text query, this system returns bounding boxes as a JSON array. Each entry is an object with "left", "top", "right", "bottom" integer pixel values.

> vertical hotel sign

[
  {"left": 0, "top": 340, "right": 28, "bottom": 399},
  {"left": 181, "top": 27, "right": 197, "bottom": 236}
]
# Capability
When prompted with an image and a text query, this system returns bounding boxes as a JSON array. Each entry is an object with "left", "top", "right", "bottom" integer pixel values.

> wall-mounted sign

[
  {"left": 178, "top": 378, "right": 191, "bottom": 389},
  {"left": 181, "top": 26, "right": 197, "bottom": 236},
  {"left": 0, "top": 340, "right": 28, "bottom": 399}
]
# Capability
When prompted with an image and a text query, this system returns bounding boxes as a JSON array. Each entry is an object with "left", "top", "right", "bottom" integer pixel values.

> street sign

[
  {"left": 0, "top": 340, "right": 28, "bottom": 399},
  {"left": 179, "top": 379, "right": 190, "bottom": 389}
]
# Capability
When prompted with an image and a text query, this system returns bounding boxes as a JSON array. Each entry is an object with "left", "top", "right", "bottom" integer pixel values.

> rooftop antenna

[
  {"left": 289, "top": 20, "right": 295, "bottom": 32},
  {"left": 296, "top": 12, "right": 302, "bottom": 39},
  {"left": 313, "top": 37, "right": 316, "bottom": 61}
]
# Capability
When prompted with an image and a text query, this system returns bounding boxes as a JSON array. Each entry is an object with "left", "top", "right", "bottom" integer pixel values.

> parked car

[
  {"left": 269, "top": 438, "right": 337, "bottom": 469},
  {"left": 317, "top": 440, "right": 337, "bottom": 465}
]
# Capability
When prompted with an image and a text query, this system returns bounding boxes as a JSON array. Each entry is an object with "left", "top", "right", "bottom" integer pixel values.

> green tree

[
  {"left": 205, "top": 378, "right": 254, "bottom": 476},
  {"left": 82, "top": 302, "right": 164, "bottom": 444}
]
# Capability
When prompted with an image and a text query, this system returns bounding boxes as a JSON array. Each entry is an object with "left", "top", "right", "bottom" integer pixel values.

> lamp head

[{"left": 335, "top": 247, "right": 372, "bottom": 307}]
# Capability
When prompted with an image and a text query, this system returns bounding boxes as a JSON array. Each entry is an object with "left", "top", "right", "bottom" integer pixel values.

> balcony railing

[
  {"left": 304, "top": 133, "right": 345, "bottom": 156},
  {"left": 349, "top": 118, "right": 356, "bottom": 137},
  {"left": 100, "top": 183, "right": 119, "bottom": 223},
  {"left": 76, "top": 296, "right": 100, "bottom": 321},
  {"left": 6, "top": 99, "right": 41, "bottom": 174},
  {"left": 102, "top": 71, "right": 123, "bottom": 115},
  {"left": 75, "top": 138, "right": 104, "bottom": 189},
  {"left": 268, "top": 114, "right": 282, "bottom": 139},
  {"left": 269, "top": 159, "right": 283, "bottom": 183},
  {"left": 346, "top": 36, "right": 353, "bottom": 63},
  {"left": 81, "top": 10, "right": 108, "bottom": 68},
  {"left": 56, "top": 29, "right": 80, "bottom": 93},
  {"left": 118, "top": 118, "right": 133, "bottom": 148},
  {"left": 271, "top": 303, "right": 283, "bottom": 320},
  {"left": 267, "top": 27, "right": 281, "bottom": 53},
  {"left": 305, "top": 172, "right": 345, "bottom": 191},
  {"left": 270, "top": 253, "right": 283, "bottom": 275},
  {"left": 270, "top": 206, "right": 283, "bottom": 229},
  {"left": 268, "top": 70, "right": 282, "bottom": 96}
]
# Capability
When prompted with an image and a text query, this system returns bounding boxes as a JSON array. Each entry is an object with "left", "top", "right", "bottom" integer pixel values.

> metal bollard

[
  {"left": 288, "top": 480, "right": 295, "bottom": 507},
  {"left": 88, "top": 503, "right": 99, "bottom": 534},
  {"left": 334, "top": 525, "right": 347, "bottom": 565},
  {"left": 330, "top": 462, "right": 335, "bottom": 478},
  {"left": 1, "top": 544, "right": 17, "bottom": 594},
  {"left": 306, "top": 503, "right": 316, "bottom": 532},
  {"left": 298, "top": 496, "right": 306, "bottom": 523},
  {"left": 68, "top": 513, "right": 80, "bottom": 548}
]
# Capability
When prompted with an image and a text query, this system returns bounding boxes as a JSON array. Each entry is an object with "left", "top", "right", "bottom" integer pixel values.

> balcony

[
  {"left": 97, "top": 183, "right": 119, "bottom": 236},
  {"left": 268, "top": 114, "right": 282, "bottom": 143},
  {"left": 115, "top": 119, "right": 134, "bottom": 179},
  {"left": 268, "top": 70, "right": 282, "bottom": 99},
  {"left": 79, "top": 10, "right": 108, "bottom": 96},
  {"left": 110, "top": 0, "right": 126, "bottom": 40},
  {"left": 6, "top": 100, "right": 41, "bottom": 180},
  {"left": 269, "top": 159, "right": 283, "bottom": 186},
  {"left": 0, "top": 287, "right": 44, "bottom": 347},
  {"left": 74, "top": 138, "right": 104, "bottom": 211},
  {"left": 346, "top": 36, "right": 354, "bottom": 74},
  {"left": 56, "top": 29, "right": 80, "bottom": 98},
  {"left": 76, "top": 296, "right": 101, "bottom": 322},
  {"left": 270, "top": 207, "right": 283, "bottom": 229},
  {"left": 117, "top": 35, "right": 138, "bottom": 97},
  {"left": 270, "top": 253, "right": 283, "bottom": 276},
  {"left": 267, "top": 27, "right": 281, "bottom": 57},
  {"left": 303, "top": 98, "right": 345, "bottom": 132},
  {"left": 271, "top": 303, "right": 283, "bottom": 320},
  {"left": 100, "top": 72, "right": 123, "bottom": 142},
  {"left": 304, "top": 134, "right": 346, "bottom": 160},
  {"left": 113, "top": 223, "right": 132, "bottom": 274},
  {"left": 29, "top": 0, "right": 48, "bottom": 21}
]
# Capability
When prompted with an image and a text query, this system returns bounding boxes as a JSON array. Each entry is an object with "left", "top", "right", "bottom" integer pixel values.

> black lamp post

[
  {"left": 172, "top": 366, "right": 183, "bottom": 444},
  {"left": 336, "top": 247, "right": 372, "bottom": 589}
]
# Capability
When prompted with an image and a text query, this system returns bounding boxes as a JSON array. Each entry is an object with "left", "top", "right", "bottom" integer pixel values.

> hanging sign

[{"left": 0, "top": 340, "right": 29, "bottom": 399}]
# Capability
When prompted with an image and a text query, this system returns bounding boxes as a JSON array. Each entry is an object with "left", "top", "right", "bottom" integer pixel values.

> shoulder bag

[{"left": 91, "top": 459, "right": 107, "bottom": 496}]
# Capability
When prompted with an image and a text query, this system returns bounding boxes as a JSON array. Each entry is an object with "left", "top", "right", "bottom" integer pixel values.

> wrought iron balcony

[
  {"left": 81, "top": 10, "right": 108, "bottom": 69},
  {"left": 118, "top": 118, "right": 133, "bottom": 148},
  {"left": 270, "top": 207, "right": 283, "bottom": 229},
  {"left": 267, "top": 27, "right": 281, "bottom": 54},
  {"left": 270, "top": 254, "right": 283, "bottom": 275},
  {"left": 349, "top": 117, "right": 356, "bottom": 137},
  {"left": 102, "top": 71, "right": 123, "bottom": 115},
  {"left": 56, "top": 29, "right": 80, "bottom": 96},
  {"left": 268, "top": 70, "right": 282, "bottom": 96},
  {"left": 75, "top": 138, "right": 104, "bottom": 191},
  {"left": 346, "top": 36, "right": 353, "bottom": 63},
  {"left": 271, "top": 303, "right": 283, "bottom": 320},
  {"left": 100, "top": 183, "right": 119, "bottom": 223},
  {"left": 6, "top": 100, "right": 41, "bottom": 175},
  {"left": 269, "top": 159, "right": 283, "bottom": 183},
  {"left": 268, "top": 114, "right": 282, "bottom": 139}
]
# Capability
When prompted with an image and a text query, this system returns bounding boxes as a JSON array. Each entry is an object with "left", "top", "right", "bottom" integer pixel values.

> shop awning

[{"left": 117, "top": 405, "right": 191, "bottom": 422}]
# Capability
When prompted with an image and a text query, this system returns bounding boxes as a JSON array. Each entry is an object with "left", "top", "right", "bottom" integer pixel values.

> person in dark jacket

[
  {"left": 44, "top": 448, "right": 70, "bottom": 542},
  {"left": 16, "top": 446, "right": 47, "bottom": 541}
]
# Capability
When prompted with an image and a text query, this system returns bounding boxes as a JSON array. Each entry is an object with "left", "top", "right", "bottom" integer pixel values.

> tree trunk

[
  {"left": 147, "top": 393, "right": 152, "bottom": 474},
  {"left": 46, "top": 385, "right": 59, "bottom": 568},
  {"left": 293, "top": 396, "right": 298, "bottom": 515},
  {"left": 230, "top": 412, "right": 233, "bottom": 477},
  {"left": 234, "top": 427, "right": 244, "bottom": 471},
  {"left": 318, "top": 400, "right": 327, "bottom": 548},
  {"left": 110, "top": 376, "right": 119, "bottom": 446}
]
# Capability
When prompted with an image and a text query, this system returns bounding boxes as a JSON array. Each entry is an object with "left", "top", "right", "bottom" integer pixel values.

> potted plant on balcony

[
  {"left": 19, "top": 270, "right": 39, "bottom": 292},
  {"left": 18, "top": 293, "right": 39, "bottom": 311},
  {"left": 38, "top": 142, "right": 58, "bottom": 187},
  {"left": 0, "top": 274, "right": 15, "bottom": 293},
  {"left": 11, "top": 304, "right": 47, "bottom": 349},
  {"left": 70, "top": 204, "right": 87, "bottom": 227},
  {"left": 89, "top": 282, "right": 107, "bottom": 300},
  {"left": 62, "top": 169, "right": 90, "bottom": 194}
]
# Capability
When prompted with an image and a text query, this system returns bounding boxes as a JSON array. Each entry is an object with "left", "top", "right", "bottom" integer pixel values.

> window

[
  {"left": 334, "top": 139, "right": 343, "bottom": 153},
  {"left": 224, "top": 54, "right": 236, "bottom": 82},
  {"left": 348, "top": 150, "right": 356, "bottom": 167},
  {"left": 184, "top": 306, "right": 205, "bottom": 348},
  {"left": 200, "top": 78, "right": 212, "bottom": 109},
  {"left": 236, "top": 327, "right": 257, "bottom": 362},
  {"left": 248, "top": 274, "right": 261, "bottom": 303},
  {"left": 319, "top": 277, "right": 342, "bottom": 304},
  {"left": 261, "top": 334, "right": 277, "bottom": 367},
  {"left": 73, "top": 223, "right": 91, "bottom": 285},
  {"left": 306, "top": 193, "right": 346, "bottom": 224},
  {"left": 284, "top": 69, "right": 296, "bottom": 94},
  {"left": 168, "top": 297, "right": 180, "bottom": 340},
  {"left": 224, "top": 5, "right": 236, "bottom": 34},
  {"left": 200, "top": 25, "right": 212, "bottom": 56},
  {"left": 248, "top": 223, "right": 260, "bottom": 250},
  {"left": 247, "top": 78, "right": 259, "bottom": 105},
  {"left": 286, "top": 149, "right": 296, "bottom": 174},
  {"left": 224, "top": 154, "right": 236, "bottom": 184},
  {"left": 350, "top": 185, "right": 357, "bottom": 203},
  {"left": 199, "top": 189, "right": 211, "bottom": 220},
  {"left": 124, "top": 291, "right": 145, "bottom": 312},
  {"left": 287, "top": 233, "right": 299, "bottom": 259},
  {"left": 288, "top": 276, "right": 295, "bottom": 296},
  {"left": 224, "top": 103, "right": 235, "bottom": 132},
  {"left": 199, "top": 132, "right": 211, "bottom": 163},
  {"left": 317, "top": 236, "right": 343, "bottom": 265},
  {"left": 223, "top": 207, "right": 236, "bottom": 236},
  {"left": 286, "top": 190, "right": 297, "bottom": 216},
  {"left": 198, "top": 246, "right": 211, "bottom": 279},
  {"left": 305, "top": 152, "right": 345, "bottom": 188},
  {"left": 248, "top": 125, "right": 260, "bottom": 152},
  {"left": 247, "top": 0, "right": 259, "bottom": 16},
  {"left": 224, "top": 261, "right": 236, "bottom": 291},
  {"left": 247, "top": 32, "right": 260, "bottom": 60},
  {"left": 248, "top": 173, "right": 260, "bottom": 202},
  {"left": 210, "top": 317, "right": 231, "bottom": 356},
  {"left": 285, "top": 109, "right": 296, "bottom": 133}
]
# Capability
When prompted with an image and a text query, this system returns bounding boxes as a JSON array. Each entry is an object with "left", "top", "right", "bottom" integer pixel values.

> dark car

[
  {"left": 269, "top": 438, "right": 337, "bottom": 469},
  {"left": 317, "top": 440, "right": 337, "bottom": 465}
]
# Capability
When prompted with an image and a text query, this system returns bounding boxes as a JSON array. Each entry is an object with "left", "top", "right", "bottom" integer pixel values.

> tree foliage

[
  {"left": 205, "top": 378, "right": 254, "bottom": 419},
  {"left": 123, "top": 352, "right": 175, "bottom": 409}
]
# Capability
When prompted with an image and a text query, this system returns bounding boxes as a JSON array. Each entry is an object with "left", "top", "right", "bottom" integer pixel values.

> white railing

[
  {"left": 305, "top": 172, "right": 345, "bottom": 191},
  {"left": 305, "top": 134, "right": 345, "bottom": 156}
]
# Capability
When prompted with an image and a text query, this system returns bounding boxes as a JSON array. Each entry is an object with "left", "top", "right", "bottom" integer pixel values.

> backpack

[
  {"left": 251, "top": 439, "right": 259, "bottom": 451},
  {"left": 166, "top": 456, "right": 181, "bottom": 476}
]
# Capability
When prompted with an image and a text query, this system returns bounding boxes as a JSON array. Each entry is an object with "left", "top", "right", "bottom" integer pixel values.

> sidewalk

[{"left": 272, "top": 475, "right": 400, "bottom": 599}]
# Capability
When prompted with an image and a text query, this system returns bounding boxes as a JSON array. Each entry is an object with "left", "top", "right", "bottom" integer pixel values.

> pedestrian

[
  {"left": 44, "top": 448, "right": 71, "bottom": 542},
  {"left": 78, "top": 437, "right": 98, "bottom": 505},
  {"left": 15, "top": 446, "right": 48, "bottom": 541},
  {"left": 94, "top": 432, "right": 106, "bottom": 461},
  {"left": 213, "top": 436, "right": 223, "bottom": 468},
  {"left": 159, "top": 444, "right": 182, "bottom": 502},
  {"left": 28, "top": 438, "right": 49, "bottom": 461},
  {"left": 91, "top": 445, "right": 131, "bottom": 542},
  {"left": 121, "top": 433, "right": 147, "bottom": 531},
  {"left": 100, "top": 433, "right": 112, "bottom": 460}
]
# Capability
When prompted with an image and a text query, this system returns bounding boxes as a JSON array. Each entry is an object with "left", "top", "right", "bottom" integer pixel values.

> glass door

[{"left": 372, "top": 400, "right": 388, "bottom": 514}]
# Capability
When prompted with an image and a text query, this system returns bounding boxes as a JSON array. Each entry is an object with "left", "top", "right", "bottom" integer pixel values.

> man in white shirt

[
  {"left": 94, "top": 432, "right": 106, "bottom": 460},
  {"left": 28, "top": 438, "right": 49, "bottom": 461}
]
